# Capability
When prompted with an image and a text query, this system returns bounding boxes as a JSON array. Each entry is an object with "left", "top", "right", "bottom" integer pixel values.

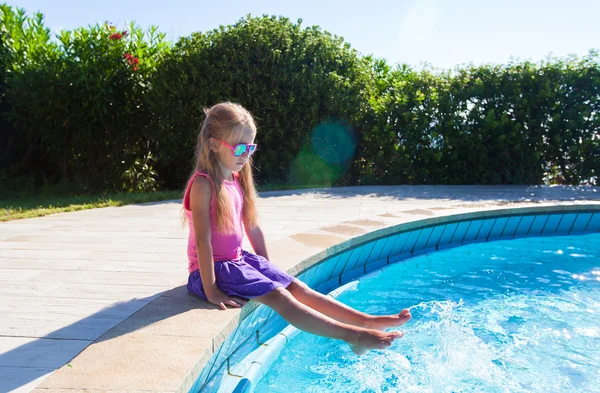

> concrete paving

[{"left": 0, "top": 185, "right": 599, "bottom": 393}]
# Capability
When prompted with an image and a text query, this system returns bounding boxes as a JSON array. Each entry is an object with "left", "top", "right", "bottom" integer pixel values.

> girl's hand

[{"left": 206, "top": 289, "right": 247, "bottom": 310}]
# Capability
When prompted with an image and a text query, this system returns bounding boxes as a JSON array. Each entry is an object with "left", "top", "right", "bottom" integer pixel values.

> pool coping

[{"left": 32, "top": 202, "right": 600, "bottom": 393}]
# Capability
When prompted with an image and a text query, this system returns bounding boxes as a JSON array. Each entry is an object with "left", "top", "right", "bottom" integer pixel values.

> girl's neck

[{"left": 218, "top": 163, "right": 234, "bottom": 181}]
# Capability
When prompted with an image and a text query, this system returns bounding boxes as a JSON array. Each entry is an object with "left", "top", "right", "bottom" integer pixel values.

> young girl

[{"left": 183, "top": 102, "right": 411, "bottom": 355}]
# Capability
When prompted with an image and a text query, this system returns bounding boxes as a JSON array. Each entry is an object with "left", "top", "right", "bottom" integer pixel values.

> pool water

[{"left": 255, "top": 233, "right": 600, "bottom": 393}]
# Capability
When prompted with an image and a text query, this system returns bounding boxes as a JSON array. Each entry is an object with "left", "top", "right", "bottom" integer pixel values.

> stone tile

[
  {"left": 289, "top": 233, "right": 345, "bottom": 249},
  {"left": 0, "top": 337, "right": 91, "bottom": 369},
  {"left": 37, "top": 331, "right": 211, "bottom": 392},
  {"left": 0, "top": 367, "right": 54, "bottom": 393}
]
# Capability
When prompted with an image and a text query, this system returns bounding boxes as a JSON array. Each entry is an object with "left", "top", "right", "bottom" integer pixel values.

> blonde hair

[{"left": 186, "top": 102, "right": 259, "bottom": 232}]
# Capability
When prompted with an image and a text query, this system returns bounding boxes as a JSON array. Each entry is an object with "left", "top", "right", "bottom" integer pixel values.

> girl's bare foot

[
  {"left": 365, "top": 309, "right": 412, "bottom": 331},
  {"left": 346, "top": 328, "right": 404, "bottom": 355}
]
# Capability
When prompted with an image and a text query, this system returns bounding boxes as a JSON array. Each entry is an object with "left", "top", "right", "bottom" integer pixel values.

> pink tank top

[{"left": 183, "top": 172, "right": 244, "bottom": 273}]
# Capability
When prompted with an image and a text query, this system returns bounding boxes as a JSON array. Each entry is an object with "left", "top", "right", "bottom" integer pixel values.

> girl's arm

[
  {"left": 190, "top": 177, "right": 246, "bottom": 310},
  {"left": 244, "top": 221, "right": 270, "bottom": 261}
]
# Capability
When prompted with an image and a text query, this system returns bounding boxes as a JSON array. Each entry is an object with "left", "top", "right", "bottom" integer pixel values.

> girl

[{"left": 183, "top": 102, "right": 411, "bottom": 355}]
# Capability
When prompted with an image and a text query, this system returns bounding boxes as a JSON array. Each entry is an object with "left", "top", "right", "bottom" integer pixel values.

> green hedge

[{"left": 1, "top": 5, "right": 598, "bottom": 195}]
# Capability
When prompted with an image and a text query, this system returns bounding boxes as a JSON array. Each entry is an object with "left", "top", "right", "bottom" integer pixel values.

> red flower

[
  {"left": 110, "top": 32, "right": 123, "bottom": 40},
  {"left": 122, "top": 30, "right": 129, "bottom": 37},
  {"left": 132, "top": 66, "right": 138, "bottom": 71}
]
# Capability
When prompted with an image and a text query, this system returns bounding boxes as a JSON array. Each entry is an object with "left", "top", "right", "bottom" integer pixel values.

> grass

[
  {"left": 0, "top": 190, "right": 183, "bottom": 222},
  {"left": 0, "top": 183, "right": 335, "bottom": 222}
]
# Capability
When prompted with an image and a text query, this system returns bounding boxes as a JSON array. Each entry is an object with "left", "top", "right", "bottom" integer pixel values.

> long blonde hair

[{"left": 186, "top": 102, "right": 259, "bottom": 232}]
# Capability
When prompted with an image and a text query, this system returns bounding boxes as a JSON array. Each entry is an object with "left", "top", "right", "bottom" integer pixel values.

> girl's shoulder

[{"left": 184, "top": 172, "right": 215, "bottom": 211}]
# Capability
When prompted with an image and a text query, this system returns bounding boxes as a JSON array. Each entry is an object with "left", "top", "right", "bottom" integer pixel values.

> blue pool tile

[
  {"left": 425, "top": 225, "right": 446, "bottom": 249},
  {"left": 365, "top": 257, "right": 388, "bottom": 274},
  {"left": 450, "top": 221, "right": 471, "bottom": 244},
  {"left": 376, "top": 234, "right": 400, "bottom": 261},
  {"left": 298, "top": 264, "right": 320, "bottom": 289},
  {"left": 487, "top": 217, "right": 509, "bottom": 239},
  {"left": 387, "top": 232, "right": 410, "bottom": 258},
  {"left": 400, "top": 230, "right": 422, "bottom": 254},
  {"left": 438, "top": 223, "right": 458, "bottom": 247},
  {"left": 316, "top": 277, "right": 340, "bottom": 294},
  {"left": 199, "top": 360, "right": 228, "bottom": 393},
  {"left": 192, "top": 352, "right": 219, "bottom": 392},
  {"left": 475, "top": 219, "right": 496, "bottom": 241},
  {"left": 316, "top": 255, "right": 341, "bottom": 283},
  {"left": 329, "top": 251, "right": 353, "bottom": 281},
  {"left": 570, "top": 213, "right": 593, "bottom": 233},
  {"left": 463, "top": 220, "right": 484, "bottom": 243},
  {"left": 200, "top": 323, "right": 243, "bottom": 390},
  {"left": 223, "top": 333, "right": 258, "bottom": 378},
  {"left": 345, "top": 243, "right": 375, "bottom": 274},
  {"left": 364, "top": 237, "right": 389, "bottom": 265},
  {"left": 341, "top": 266, "right": 364, "bottom": 284},
  {"left": 257, "top": 313, "right": 287, "bottom": 344},
  {"left": 501, "top": 216, "right": 522, "bottom": 238},
  {"left": 251, "top": 305, "right": 273, "bottom": 331},
  {"left": 542, "top": 214, "right": 563, "bottom": 235},
  {"left": 309, "top": 258, "right": 335, "bottom": 288},
  {"left": 586, "top": 213, "right": 600, "bottom": 232},
  {"left": 556, "top": 213, "right": 578, "bottom": 234},
  {"left": 528, "top": 215, "right": 549, "bottom": 236},
  {"left": 514, "top": 215, "right": 535, "bottom": 237},
  {"left": 412, "top": 227, "right": 434, "bottom": 253},
  {"left": 222, "top": 313, "right": 262, "bottom": 360}
]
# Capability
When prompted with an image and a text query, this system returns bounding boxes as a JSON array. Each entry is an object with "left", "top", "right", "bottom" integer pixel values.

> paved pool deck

[{"left": 1, "top": 185, "right": 599, "bottom": 393}]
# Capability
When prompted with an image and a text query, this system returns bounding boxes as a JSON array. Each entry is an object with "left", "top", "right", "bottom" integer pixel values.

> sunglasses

[{"left": 217, "top": 139, "right": 257, "bottom": 157}]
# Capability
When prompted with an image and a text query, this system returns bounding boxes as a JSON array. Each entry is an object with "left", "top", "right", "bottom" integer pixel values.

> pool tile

[
  {"left": 365, "top": 257, "right": 388, "bottom": 274},
  {"left": 463, "top": 220, "right": 484, "bottom": 243},
  {"left": 364, "top": 237, "right": 390, "bottom": 265},
  {"left": 197, "top": 325, "right": 241, "bottom": 390},
  {"left": 316, "top": 277, "right": 340, "bottom": 294},
  {"left": 487, "top": 217, "right": 509, "bottom": 240},
  {"left": 400, "top": 230, "right": 422, "bottom": 254},
  {"left": 297, "top": 264, "right": 318, "bottom": 289},
  {"left": 438, "top": 223, "right": 458, "bottom": 247},
  {"left": 542, "top": 214, "right": 563, "bottom": 235},
  {"left": 476, "top": 219, "right": 496, "bottom": 241},
  {"left": 528, "top": 215, "right": 549, "bottom": 236},
  {"left": 556, "top": 213, "right": 577, "bottom": 234},
  {"left": 376, "top": 234, "right": 399, "bottom": 261},
  {"left": 329, "top": 251, "right": 353, "bottom": 281},
  {"left": 379, "top": 232, "right": 408, "bottom": 259},
  {"left": 514, "top": 215, "right": 535, "bottom": 237},
  {"left": 345, "top": 243, "right": 375, "bottom": 274},
  {"left": 586, "top": 213, "right": 600, "bottom": 232},
  {"left": 318, "top": 255, "right": 341, "bottom": 283},
  {"left": 412, "top": 227, "right": 434, "bottom": 252},
  {"left": 570, "top": 213, "right": 593, "bottom": 233},
  {"left": 341, "top": 266, "right": 365, "bottom": 284},
  {"left": 501, "top": 216, "right": 522, "bottom": 238},
  {"left": 309, "top": 258, "right": 336, "bottom": 288},
  {"left": 450, "top": 221, "right": 471, "bottom": 244},
  {"left": 425, "top": 225, "right": 446, "bottom": 249}
]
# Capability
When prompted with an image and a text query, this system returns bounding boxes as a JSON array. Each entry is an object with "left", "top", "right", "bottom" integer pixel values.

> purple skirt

[{"left": 187, "top": 251, "right": 295, "bottom": 300}]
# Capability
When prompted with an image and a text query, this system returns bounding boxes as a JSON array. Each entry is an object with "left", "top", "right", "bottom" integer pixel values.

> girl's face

[{"left": 212, "top": 125, "right": 257, "bottom": 174}]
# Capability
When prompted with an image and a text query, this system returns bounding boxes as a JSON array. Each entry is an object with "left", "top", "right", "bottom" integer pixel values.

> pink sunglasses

[{"left": 217, "top": 139, "right": 257, "bottom": 157}]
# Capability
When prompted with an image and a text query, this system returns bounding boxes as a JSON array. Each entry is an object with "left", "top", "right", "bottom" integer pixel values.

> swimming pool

[
  {"left": 192, "top": 207, "right": 600, "bottom": 393},
  {"left": 255, "top": 233, "right": 600, "bottom": 392}
]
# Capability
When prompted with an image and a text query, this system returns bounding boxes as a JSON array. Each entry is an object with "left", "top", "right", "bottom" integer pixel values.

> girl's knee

[
  {"left": 256, "top": 286, "right": 292, "bottom": 305},
  {"left": 287, "top": 279, "right": 310, "bottom": 294}
]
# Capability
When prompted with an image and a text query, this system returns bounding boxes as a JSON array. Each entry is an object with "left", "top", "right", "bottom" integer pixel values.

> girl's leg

[
  {"left": 255, "top": 287, "right": 402, "bottom": 355},
  {"left": 286, "top": 279, "right": 411, "bottom": 330}
]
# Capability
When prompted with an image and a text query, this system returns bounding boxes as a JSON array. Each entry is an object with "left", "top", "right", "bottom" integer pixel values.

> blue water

[{"left": 255, "top": 233, "right": 600, "bottom": 393}]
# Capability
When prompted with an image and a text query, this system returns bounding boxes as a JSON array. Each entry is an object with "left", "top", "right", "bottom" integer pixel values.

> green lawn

[
  {"left": 0, "top": 190, "right": 183, "bottom": 222},
  {"left": 0, "top": 183, "right": 333, "bottom": 222}
]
